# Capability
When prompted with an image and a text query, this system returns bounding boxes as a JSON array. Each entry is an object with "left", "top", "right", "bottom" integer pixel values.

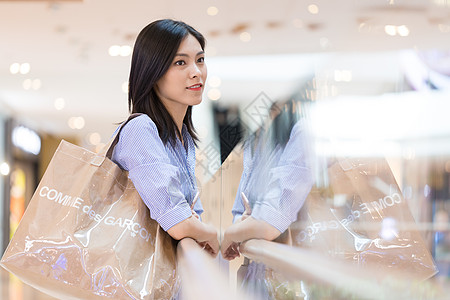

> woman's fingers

[
  {"left": 198, "top": 240, "right": 218, "bottom": 257},
  {"left": 191, "top": 210, "right": 200, "bottom": 219},
  {"left": 241, "top": 192, "right": 252, "bottom": 214},
  {"left": 241, "top": 212, "right": 250, "bottom": 221},
  {"left": 222, "top": 241, "right": 241, "bottom": 260},
  {"left": 190, "top": 192, "right": 199, "bottom": 210},
  {"left": 225, "top": 247, "right": 239, "bottom": 260}
]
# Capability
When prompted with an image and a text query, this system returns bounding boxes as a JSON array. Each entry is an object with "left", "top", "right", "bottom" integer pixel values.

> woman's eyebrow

[{"left": 175, "top": 51, "right": 205, "bottom": 57}]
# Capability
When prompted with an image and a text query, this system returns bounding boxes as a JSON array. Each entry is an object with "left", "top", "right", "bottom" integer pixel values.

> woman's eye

[
  {"left": 197, "top": 57, "right": 205, "bottom": 63},
  {"left": 175, "top": 60, "right": 185, "bottom": 66}
]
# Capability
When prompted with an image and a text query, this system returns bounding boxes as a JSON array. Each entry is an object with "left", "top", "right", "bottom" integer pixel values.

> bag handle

[{"left": 91, "top": 113, "right": 143, "bottom": 166}]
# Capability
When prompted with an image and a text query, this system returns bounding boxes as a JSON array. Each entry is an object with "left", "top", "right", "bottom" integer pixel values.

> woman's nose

[{"left": 190, "top": 63, "right": 201, "bottom": 78}]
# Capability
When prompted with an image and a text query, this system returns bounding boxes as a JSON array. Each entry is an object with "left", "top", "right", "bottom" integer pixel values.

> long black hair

[{"left": 128, "top": 19, "right": 205, "bottom": 145}]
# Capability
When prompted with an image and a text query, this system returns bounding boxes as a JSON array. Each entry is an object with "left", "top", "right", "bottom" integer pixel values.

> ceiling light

[
  {"left": 308, "top": 4, "right": 319, "bottom": 14},
  {"left": 110, "top": 45, "right": 131, "bottom": 57},
  {"left": 32, "top": 79, "right": 41, "bottom": 90},
  {"left": 20, "top": 63, "right": 30, "bottom": 74},
  {"left": 239, "top": 32, "right": 251, "bottom": 42},
  {"left": 0, "top": 162, "right": 10, "bottom": 176},
  {"left": 208, "top": 75, "right": 221, "bottom": 88},
  {"left": 10, "top": 63, "right": 20, "bottom": 74},
  {"left": 341, "top": 70, "right": 352, "bottom": 82},
  {"left": 68, "top": 117, "right": 76, "bottom": 129},
  {"left": 397, "top": 25, "right": 410, "bottom": 37},
  {"left": 120, "top": 45, "right": 132, "bottom": 56},
  {"left": 22, "top": 79, "right": 32, "bottom": 90},
  {"left": 384, "top": 25, "right": 397, "bottom": 36},
  {"left": 74, "top": 117, "right": 85, "bottom": 129},
  {"left": 207, "top": 89, "right": 221, "bottom": 101},
  {"left": 108, "top": 45, "right": 121, "bottom": 56},
  {"left": 54, "top": 98, "right": 65, "bottom": 110},
  {"left": 207, "top": 6, "right": 219, "bottom": 16},
  {"left": 12, "top": 126, "right": 41, "bottom": 155},
  {"left": 88, "top": 132, "right": 101, "bottom": 145},
  {"left": 68, "top": 117, "right": 85, "bottom": 130}
]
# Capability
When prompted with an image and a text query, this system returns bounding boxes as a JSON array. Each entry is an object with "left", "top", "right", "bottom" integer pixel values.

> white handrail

[
  {"left": 240, "top": 239, "right": 443, "bottom": 300},
  {"left": 177, "top": 238, "right": 254, "bottom": 300}
]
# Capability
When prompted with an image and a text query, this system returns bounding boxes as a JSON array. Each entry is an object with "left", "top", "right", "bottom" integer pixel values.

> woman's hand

[
  {"left": 240, "top": 192, "right": 252, "bottom": 222},
  {"left": 167, "top": 216, "right": 219, "bottom": 257},
  {"left": 197, "top": 223, "right": 219, "bottom": 258},
  {"left": 191, "top": 192, "right": 200, "bottom": 219},
  {"left": 221, "top": 217, "right": 282, "bottom": 260},
  {"left": 220, "top": 192, "right": 252, "bottom": 260},
  {"left": 221, "top": 224, "right": 242, "bottom": 261},
  {"left": 197, "top": 241, "right": 218, "bottom": 257},
  {"left": 191, "top": 210, "right": 200, "bottom": 219},
  {"left": 221, "top": 237, "right": 240, "bottom": 261}
]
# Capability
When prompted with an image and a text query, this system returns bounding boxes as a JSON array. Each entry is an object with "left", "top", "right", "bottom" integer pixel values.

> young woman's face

[{"left": 155, "top": 34, "right": 207, "bottom": 111}]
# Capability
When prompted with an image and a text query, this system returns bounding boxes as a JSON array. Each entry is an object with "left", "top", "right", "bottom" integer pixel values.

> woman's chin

[{"left": 191, "top": 97, "right": 203, "bottom": 106}]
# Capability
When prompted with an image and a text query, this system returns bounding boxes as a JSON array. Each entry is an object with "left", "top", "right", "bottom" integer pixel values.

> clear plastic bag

[{"left": 1, "top": 136, "right": 179, "bottom": 299}]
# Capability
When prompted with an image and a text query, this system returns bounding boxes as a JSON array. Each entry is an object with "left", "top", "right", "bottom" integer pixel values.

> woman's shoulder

[
  {"left": 126, "top": 113, "right": 155, "bottom": 127},
  {"left": 121, "top": 113, "right": 158, "bottom": 135},
  {"left": 115, "top": 114, "right": 165, "bottom": 149},
  {"left": 112, "top": 114, "right": 169, "bottom": 169}
]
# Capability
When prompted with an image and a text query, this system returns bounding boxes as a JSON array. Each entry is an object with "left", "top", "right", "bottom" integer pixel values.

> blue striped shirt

[
  {"left": 111, "top": 114, "right": 203, "bottom": 231},
  {"left": 232, "top": 121, "right": 313, "bottom": 233}
]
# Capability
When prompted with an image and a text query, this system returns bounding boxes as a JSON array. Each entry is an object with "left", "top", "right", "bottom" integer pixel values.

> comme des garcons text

[
  {"left": 296, "top": 192, "right": 403, "bottom": 243},
  {"left": 38, "top": 186, "right": 151, "bottom": 242}
]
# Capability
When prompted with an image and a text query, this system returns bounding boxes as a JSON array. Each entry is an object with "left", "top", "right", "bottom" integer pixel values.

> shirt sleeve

[
  {"left": 111, "top": 115, "right": 192, "bottom": 231},
  {"left": 231, "top": 181, "right": 245, "bottom": 223},
  {"left": 231, "top": 143, "right": 252, "bottom": 223},
  {"left": 251, "top": 121, "right": 314, "bottom": 233}
]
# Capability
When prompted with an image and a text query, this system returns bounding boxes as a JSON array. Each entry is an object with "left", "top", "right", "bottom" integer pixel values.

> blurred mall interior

[{"left": 1, "top": 0, "right": 450, "bottom": 299}]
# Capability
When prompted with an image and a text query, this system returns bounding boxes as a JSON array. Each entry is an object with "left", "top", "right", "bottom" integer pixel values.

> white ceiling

[{"left": 1, "top": 0, "right": 450, "bottom": 147}]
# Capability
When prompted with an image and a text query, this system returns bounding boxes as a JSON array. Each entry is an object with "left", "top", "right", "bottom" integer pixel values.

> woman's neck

[
  {"left": 164, "top": 102, "right": 187, "bottom": 143},
  {"left": 175, "top": 118, "right": 184, "bottom": 144}
]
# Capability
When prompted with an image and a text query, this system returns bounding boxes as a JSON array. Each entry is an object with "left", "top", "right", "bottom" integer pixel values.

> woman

[
  {"left": 222, "top": 100, "right": 313, "bottom": 261},
  {"left": 112, "top": 19, "right": 219, "bottom": 256},
  {"left": 221, "top": 100, "right": 314, "bottom": 299}
]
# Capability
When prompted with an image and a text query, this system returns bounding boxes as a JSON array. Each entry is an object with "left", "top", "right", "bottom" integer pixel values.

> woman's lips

[{"left": 187, "top": 83, "right": 203, "bottom": 91}]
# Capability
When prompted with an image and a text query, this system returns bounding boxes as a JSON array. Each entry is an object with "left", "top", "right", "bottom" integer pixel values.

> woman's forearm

[
  {"left": 226, "top": 216, "right": 281, "bottom": 243},
  {"left": 167, "top": 215, "right": 217, "bottom": 242},
  {"left": 221, "top": 216, "right": 282, "bottom": 260}
]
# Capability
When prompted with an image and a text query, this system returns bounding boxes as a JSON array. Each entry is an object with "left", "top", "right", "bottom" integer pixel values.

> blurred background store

[{"left": 1, "top": 0, "right": 450, "bottom": 299}]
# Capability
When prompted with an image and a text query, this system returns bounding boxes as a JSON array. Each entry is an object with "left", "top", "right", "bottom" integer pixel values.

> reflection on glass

[
  {"left": 221, "top": 91, "right": 441, "bottom": 298},
  {"left": 232, "top": 99, "right": 313, "bottom": 233},
  {"left": 222, "top": 99, "right": 314, "bottom": 297}
]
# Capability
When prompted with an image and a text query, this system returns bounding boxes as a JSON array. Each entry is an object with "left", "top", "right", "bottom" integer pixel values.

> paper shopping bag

[
  {"left": 290, "top": 157, "right": 437, "bottom": 281},
  {"left": 1, "top": 117, "right": 179, "bottom": 299}
]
